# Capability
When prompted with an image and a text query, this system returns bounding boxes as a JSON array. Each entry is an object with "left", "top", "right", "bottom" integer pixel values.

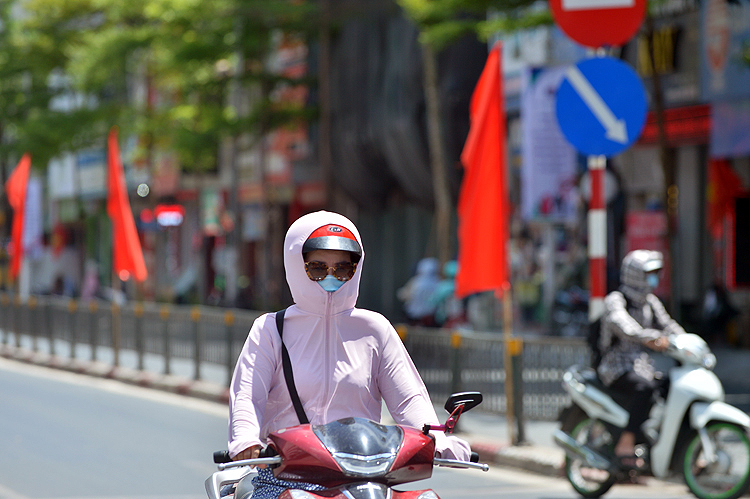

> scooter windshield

[{"left": 312, "top": 418, "right": 403, "bottom": 478}]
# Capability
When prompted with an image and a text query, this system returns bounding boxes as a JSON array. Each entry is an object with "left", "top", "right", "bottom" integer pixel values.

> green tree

[
  {"left": 3, "top": 0, "right": 316, "bottom": 173},
  {"left": 1, "top": 0, "right": 317, "bottom": 305}
]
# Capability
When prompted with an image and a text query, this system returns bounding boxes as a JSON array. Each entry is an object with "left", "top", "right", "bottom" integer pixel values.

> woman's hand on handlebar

[
  {"left": 646, "top": 335, "right": 669, "bottom": 352},
  {"left": 233, "top": 444, "right": 266, "bottom": 468}
]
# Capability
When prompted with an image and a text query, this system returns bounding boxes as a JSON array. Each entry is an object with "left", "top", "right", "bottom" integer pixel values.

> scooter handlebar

[
  {"left": 213, "top": 450, "right": 231, "bottom": 464},
  {"left": 213, "top": 447, "right": 279, "bottom": 466},
  {"left": 218, "top": 456, "right": 283, "bottom": 471},
  {"left": 433, "top": 457, "right": 489, "bottom": 472}
]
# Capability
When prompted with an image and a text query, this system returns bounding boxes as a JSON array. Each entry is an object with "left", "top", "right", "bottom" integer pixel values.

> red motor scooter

[{"left": 206, "top": 392, "right": 489, "bottom": 499}]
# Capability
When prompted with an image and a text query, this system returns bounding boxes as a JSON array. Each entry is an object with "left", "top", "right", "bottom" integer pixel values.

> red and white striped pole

[{"left": 588, "top": 155, "right": 607, "bottom": 321}]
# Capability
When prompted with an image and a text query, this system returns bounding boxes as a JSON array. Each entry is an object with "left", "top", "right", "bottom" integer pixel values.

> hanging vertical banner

[
  {"left": 4, "top": 153, "right": 31, "bottom": 280},
  {"left": 107, "top": 127, "right": 148, "bottom": 282},
  {"left": 457, "top": 44, "right": 510, "bottom": 298}
]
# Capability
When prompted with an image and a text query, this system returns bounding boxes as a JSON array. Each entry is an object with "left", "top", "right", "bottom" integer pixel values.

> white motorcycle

[{"left": 554, "top": 333, "right": 750, "bottom": 499}]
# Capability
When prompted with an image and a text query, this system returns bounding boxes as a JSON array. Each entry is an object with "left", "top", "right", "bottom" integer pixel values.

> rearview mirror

[{"left": 444, "top": 392, "right": 483, "bottom": 414}]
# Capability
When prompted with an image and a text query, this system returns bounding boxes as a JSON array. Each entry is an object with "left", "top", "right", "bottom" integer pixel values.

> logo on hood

[{"left": 303, "top": 224, "right": 362, "bottom": 261}]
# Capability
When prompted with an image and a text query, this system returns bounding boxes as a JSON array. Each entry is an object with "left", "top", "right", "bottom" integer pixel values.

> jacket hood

[
  {"left": 284, "top": 211, "right": 364, "bottom": 314},
  {"left": 619, "top": 249, "right": 663, "bottom": 305}
]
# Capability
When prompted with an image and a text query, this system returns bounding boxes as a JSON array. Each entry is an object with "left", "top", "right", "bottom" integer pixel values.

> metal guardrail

[
  {"left": 0, "top": 293, "right": 264, "bottom": 385},
  {"left": 401, "top": 327, "right": 589, "bottom": 421},
  {"left": 0, "top": 293, "right": 590, "bottom": 421}
]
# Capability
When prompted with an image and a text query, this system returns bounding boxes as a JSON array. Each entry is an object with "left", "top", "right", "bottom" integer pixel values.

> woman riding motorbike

[{"left": 228, "top": 211, "right": 470, "bottom": 499}]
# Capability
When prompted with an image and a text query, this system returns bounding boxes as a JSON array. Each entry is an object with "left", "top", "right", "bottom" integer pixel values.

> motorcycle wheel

[
  {"left": 682, "top": 422, "right": 750, "bottom": 499},
  {"left": 564, "top": 417, "right": 617, "bottom": 498}
]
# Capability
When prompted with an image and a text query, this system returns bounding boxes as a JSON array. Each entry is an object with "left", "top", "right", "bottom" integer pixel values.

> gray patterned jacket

[{"left": 597, "top": 250, "right": 686, "bottom": 386}]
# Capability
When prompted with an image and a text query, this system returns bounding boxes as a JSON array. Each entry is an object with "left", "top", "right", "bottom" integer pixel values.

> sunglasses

[{"left": 305, "top": 261, "right": 357, "bottom": 282}]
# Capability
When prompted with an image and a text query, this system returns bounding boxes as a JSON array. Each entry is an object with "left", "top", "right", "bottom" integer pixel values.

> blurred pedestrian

[
  {"left": 701, "top": 282, "right": 739, "bottom": 344},
  {"left": 397, "top": 257, "right": 440, "bottom": 326},
  {"left": 430, "top": 260, "right": 466, "bottom": 327}
]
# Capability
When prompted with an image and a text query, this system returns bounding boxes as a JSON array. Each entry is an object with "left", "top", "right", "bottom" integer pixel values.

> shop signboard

[
  {"left": 76, "top": 149, "right": 107, "bottom": 199},
  {"left": 201, "top": 189, "right": 222, "bottom": 236},
  {"left": 48, "top": 154, "right": 77, "bottom": 199},
  {"left": 701, "top": 0, "right": 750, "bottom": 101},
  {"left": 711, "top": 99, "right": 750, "bottom": 158}
]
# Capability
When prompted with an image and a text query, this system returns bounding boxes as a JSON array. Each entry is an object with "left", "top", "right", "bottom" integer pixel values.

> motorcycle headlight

[
  {"left": 416, "top": 491, "right": 440, "bottom": 499},
  {"left": 332, "top": 452, "right": 396, "bottom": 478}
]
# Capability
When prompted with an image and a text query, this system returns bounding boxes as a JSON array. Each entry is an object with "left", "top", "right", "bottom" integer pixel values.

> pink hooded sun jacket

[{"left": 228, "top": 211, "right": 470, "bottom": 460}]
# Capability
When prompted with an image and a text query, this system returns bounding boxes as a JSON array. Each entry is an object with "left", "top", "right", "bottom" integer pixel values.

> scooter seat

[{"left": 572, "top": 367, "right": 632, "bottom": 410}]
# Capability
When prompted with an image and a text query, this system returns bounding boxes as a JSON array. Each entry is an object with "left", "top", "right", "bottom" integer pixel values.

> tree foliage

[
  {"left": 0, "top": 0, "right": 316, "bottom": 172},
  {"left": 397, "top": 0, "right": 550, "bottom": 51}
]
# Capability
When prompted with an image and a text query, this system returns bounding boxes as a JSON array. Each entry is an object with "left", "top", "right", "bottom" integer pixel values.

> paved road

[
  {"left": 404, "top": 464, "right": 696, "bottom": 499},
  {"left": 0, "top": 357, "right": 227, "bottom": 499}
]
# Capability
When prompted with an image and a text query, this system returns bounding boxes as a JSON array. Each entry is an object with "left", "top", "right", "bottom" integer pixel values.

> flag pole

[{"left": 501, "top": 284, "right": 515, "bottom": 444}]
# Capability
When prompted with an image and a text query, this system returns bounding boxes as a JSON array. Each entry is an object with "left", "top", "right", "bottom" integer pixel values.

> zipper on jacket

[{"left": 322, "top": 292, "right": 333, "bottom": 421}]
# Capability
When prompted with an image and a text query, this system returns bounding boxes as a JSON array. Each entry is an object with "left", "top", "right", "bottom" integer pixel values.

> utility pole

[{"left": 225, "top": 18, "right": 245, "bottom": 308}]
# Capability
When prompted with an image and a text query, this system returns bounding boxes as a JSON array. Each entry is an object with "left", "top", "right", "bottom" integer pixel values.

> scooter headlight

[
  {"left": 701, "top": 352, "right": 716, "bottom": 370},
  {"left": 332, "top": 452, "right": 396, "bottom": 477}
]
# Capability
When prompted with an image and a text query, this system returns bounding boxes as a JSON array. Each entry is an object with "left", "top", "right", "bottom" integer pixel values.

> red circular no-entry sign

[{"left": 549, "top": 0, "right": 646, "bottom": 48}]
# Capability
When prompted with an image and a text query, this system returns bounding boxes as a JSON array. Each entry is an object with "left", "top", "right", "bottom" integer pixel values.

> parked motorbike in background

[
  {"left": 550, "top": 286, "right": 590, "bottom": 337},
  {"left": 554, "top": 333, "right": 750, "bottom": 499},
  {"left": 206, "top": 392, "right": 488, "bottom": 499}
]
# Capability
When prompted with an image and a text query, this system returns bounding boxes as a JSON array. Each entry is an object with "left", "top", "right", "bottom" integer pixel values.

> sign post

[
  {"left": 555, "top": 57, "right": 647, "bottom": 321},
  {"left": 550, "top": 0, "right": 647, "bottom": 322},
  {"left": 588, "top": 155, "right": 607, "bottom": 319}
]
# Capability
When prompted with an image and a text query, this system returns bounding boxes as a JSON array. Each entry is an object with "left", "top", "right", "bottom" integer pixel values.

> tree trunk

[
  {"left": 645, "top": 14, "right": 678, "bottom": 317},
  {"left": 319, "top": 0, "right": 334, "bottom": 208},
  {"left": 421, "top": 43, "right": 452, "bottom": 265}
]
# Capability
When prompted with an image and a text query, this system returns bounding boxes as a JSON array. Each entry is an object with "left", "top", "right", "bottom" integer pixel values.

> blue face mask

[
  {"left": 318, "top": 275, "right": 345, "bottom": 292},
  {"left": 646, "top": 274, "right": 659, "bottom": 289}
]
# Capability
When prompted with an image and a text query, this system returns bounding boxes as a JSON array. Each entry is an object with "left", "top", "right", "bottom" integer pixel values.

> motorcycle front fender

[{"left": 690, "top": 401, "right": 750, "bottom": 430}]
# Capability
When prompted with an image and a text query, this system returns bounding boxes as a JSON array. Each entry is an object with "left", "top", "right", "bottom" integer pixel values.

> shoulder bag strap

[{"left": 275, "top": 308, "right": 310, "bottom": 425}]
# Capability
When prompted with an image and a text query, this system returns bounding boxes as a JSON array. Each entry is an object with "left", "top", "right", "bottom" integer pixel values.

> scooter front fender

[{"left": 690, "top": 401, "right": 750, "bottom": 430}]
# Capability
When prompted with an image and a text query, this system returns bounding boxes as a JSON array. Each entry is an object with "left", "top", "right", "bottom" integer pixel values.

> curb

[{"left": 1, "top": 343, "right": 563, "bottom": 477}]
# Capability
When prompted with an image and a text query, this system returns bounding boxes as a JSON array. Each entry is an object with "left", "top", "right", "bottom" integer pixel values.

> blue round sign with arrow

[{"left": 555, "top": 56, "right": 647, "bottom": 157}]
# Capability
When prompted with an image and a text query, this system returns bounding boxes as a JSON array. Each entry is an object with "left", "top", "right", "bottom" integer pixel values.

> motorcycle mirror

[{"left": 444, "top": 392, "right": 483, "bottom": 414}]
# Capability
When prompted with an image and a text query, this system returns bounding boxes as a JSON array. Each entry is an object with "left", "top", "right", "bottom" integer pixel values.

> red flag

[
  {"left": 4, "top": 153, "right": 32, "bottom": 280},
  {"left": 107, "top": 127, "right": 148, "bottom": 282},
  {"left": 456, "top": 44, "right": 509, "bottom": 298}
]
